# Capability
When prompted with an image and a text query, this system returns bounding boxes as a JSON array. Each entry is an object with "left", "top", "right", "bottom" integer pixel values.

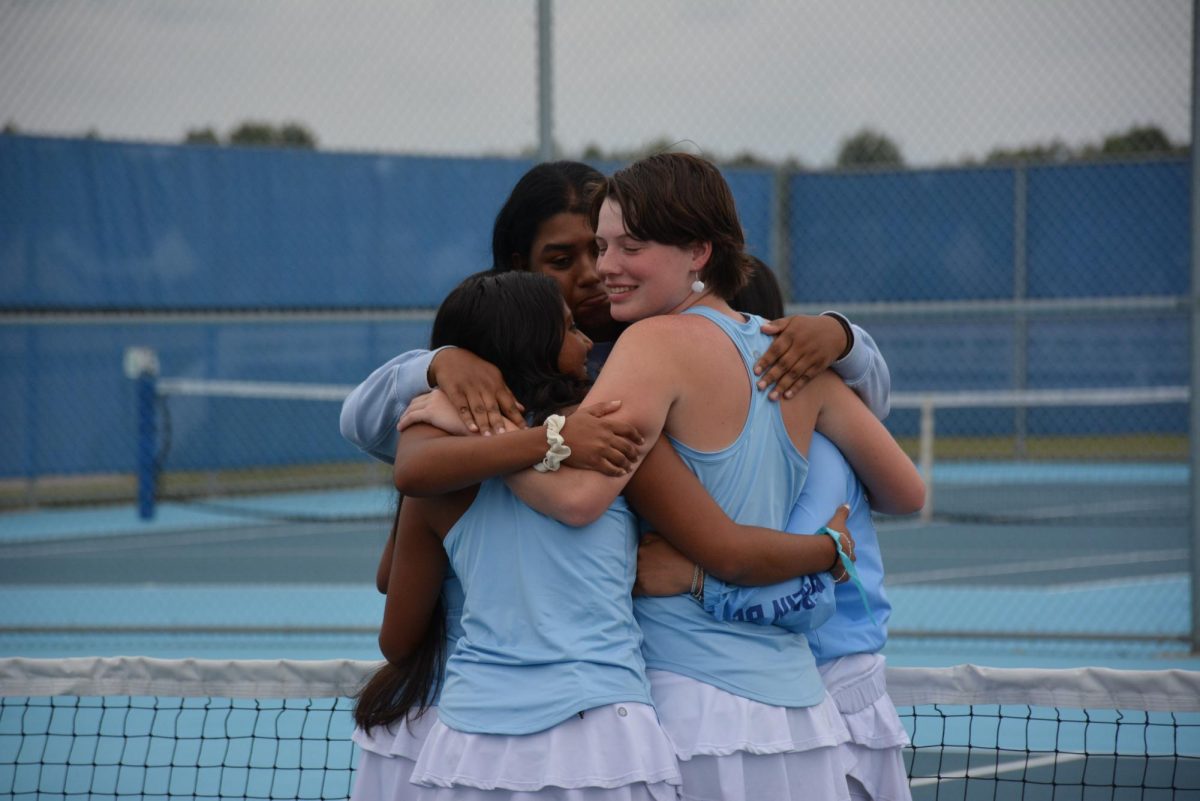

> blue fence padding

[
  {"left": 1027, "top": 316, "right": 1189, "bottom": 389},
  {"left": 0, "top": 136, "right": 1189, "bottom": 479},
  {"left": 722, "top": 168, "right": 775, "bottom": 260},
  {"left": 877, "top": 314, "right": 1188, "bottom": 438},
  {"left": 1026, "top": 160, "right": 1188, "bottom": 298},
  {"left": 1, "top": 136, "right": 533, "bottom": 308},
  {"left": 787, "top": 167, "right": 1017, "bottom": 302}
]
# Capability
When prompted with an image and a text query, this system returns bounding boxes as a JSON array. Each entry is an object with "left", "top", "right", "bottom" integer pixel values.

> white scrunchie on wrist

[{"left": 533, "top": 414, "right": 572, "bottom": 472}]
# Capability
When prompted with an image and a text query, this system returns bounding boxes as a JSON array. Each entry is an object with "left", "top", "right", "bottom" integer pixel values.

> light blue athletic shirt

[
  {"left": 701, "top": 433, "right": 891, "bottom": 662},
  {"left": 633, "top": 306, "right": 827, "bottom": 708},
  {"left": 431, "top": 571, "right": 464, "bottom": 705},
  {"left": 798, "top": 438, "right": 891, "bottom": 662},
  {"left": 437, "top": 478, "right": 653, "bottom": 735}
]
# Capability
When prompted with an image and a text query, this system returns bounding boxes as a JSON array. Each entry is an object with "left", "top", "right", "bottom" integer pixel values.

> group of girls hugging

[{"left": 340, "top": 154, "right": 925, "bottom": 801}]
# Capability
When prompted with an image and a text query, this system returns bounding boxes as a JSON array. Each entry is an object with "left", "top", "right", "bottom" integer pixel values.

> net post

[
  {"left": 123, "top": 347, "right": 160, "bottom": 520},
  {"left": 919, "top": 398, "right": 934, "bottom": 523}
]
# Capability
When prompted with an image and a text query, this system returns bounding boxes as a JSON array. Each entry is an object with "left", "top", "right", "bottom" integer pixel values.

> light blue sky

[{"left": 0, "top": 0, "right": 1190, "bottom": 166}]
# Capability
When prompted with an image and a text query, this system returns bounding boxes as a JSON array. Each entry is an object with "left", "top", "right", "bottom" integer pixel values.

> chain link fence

[{"left": 0, "top": 1, "right": 1192, "bottom": 643}]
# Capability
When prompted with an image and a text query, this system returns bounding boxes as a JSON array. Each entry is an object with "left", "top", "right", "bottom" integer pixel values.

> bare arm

[
  {"left": 394, "top": 424, "right": 550, "bottom": 496},
  {"left": 378, "top": 497, "right": 448, "bottom": 664},
  {"left": 504, "top": 319, "right": 686, "bottom": 526},
  {"left": 624, "top": 438, "right": 843, "bottom": 585},
  {"left": 376, "top": 518, "right": 396, "bottom": 594},
  {"left": 809, "top": 372, "right": 924, "bottom": 514},
  {"left": 393, "top": 404, "right": 644, "bottom": 496}
]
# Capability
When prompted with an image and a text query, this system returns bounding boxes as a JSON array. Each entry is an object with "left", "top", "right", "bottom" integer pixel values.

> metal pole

[
  {"left": 770, "top": 166, "right": 791, "bottom": 301},
  {"left": 1012, "top": 165, "right": 1029, "bottom": 458},
  {"left": 536, "top": 0, "right": 554, "bottom": 162},
  {"left": 919, "top": 400, "right": 935, "bottom": 523},
  {"left": 1190, "top": 0, "right": 1200, "bottom": 653}
]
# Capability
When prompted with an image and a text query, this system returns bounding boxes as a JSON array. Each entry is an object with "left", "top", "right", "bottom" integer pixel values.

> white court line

[
  {"left": 1051, "top": 571, "right": 1190, "bottom": 592},
  {"left": 971, "top": 495, "right": 1186, "bottom": 522},
  {"left": 888, "top": 549, "right": 1189, "bottom": 585},
  {"left": 0, "top": 521, "right": 366, "bottom": 559},
  {"left": 910, "top": 751, "right": 1085, "bottom": 787}
]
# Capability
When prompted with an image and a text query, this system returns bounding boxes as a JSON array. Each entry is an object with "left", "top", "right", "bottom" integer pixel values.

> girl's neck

[{"left": 671, "top": 292, "right": 737, "bottom": 321}]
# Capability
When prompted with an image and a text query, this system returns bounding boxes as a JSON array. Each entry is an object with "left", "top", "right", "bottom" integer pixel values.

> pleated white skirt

[
  {"left": 647, "top": 669, "right": 852, "bottom": 801},
  {"left": 409, "top": 701, "right": 681, "bottom": 800},
  {"left": 351, "top": 709, "right": 440, "bottom": 801},
  {"left": 818, "top": 654, "right": 911, "bottom": 801}
]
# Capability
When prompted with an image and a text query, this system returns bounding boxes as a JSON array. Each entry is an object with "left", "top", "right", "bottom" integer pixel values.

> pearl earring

[{"left": 691, "top": 277, "right": 706, "bottom": 294}]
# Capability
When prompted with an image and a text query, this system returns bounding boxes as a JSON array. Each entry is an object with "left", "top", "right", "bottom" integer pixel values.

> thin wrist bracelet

[{"left": 690, "top": 564, "right": 705, "bottom": 604}]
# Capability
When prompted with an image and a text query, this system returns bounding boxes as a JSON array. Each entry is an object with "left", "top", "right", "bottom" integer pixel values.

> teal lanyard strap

[{"left": 819, "top": 526, "right": 876, "bottom": 626}]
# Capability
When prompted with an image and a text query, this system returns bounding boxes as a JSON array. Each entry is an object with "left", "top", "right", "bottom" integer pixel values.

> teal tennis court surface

[
  {"left": 0, "top": 457, "right": 1195, "bottom": 798},
  {"left": 0, "top": 459, "right": 1192, "bottom": 671}
]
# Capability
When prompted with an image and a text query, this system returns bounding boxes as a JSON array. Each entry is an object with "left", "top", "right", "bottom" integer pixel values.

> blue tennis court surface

[
  {"left": 0, "top": 461, "right": 1194, "bottom": 670},
  {"left": 1, "top": 471, "right": 1196, "bottom": 801}
]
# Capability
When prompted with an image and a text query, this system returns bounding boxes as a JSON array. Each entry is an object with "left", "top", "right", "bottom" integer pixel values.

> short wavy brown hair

[{"left": 589, "top": 153, "right": 750, "bottom": 300}]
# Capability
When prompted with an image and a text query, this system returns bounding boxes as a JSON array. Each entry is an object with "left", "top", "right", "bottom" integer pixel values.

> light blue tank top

[
  {"left": 634, "top": 306, "right": 827, "bottom": 707},
  {"left": 437, "top": 478, "right": 652, "bottom": 735}
]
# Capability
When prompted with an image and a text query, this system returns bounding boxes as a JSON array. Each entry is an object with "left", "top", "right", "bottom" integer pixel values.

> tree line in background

[
  {"left": 580, "top": 124, "right": 1186, "bottom": 169},
  {"left": 0, "top": 118, "right": 1184, "bottom": 168},
  {"left": 183, "top": 121, "right": 318, "bottom": 149}
]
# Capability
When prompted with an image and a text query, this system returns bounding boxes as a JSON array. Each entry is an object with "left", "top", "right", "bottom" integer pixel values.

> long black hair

[
  {"left": 353, "top": 502, "right": 447, "bottom": 733},
  {"left": 430, "top": 270, "right": 590, "bottom": 424},
  {"left": 731, "top": 256, "right": 785, "bottom": 320},
  {"left": 354, "top": 270, "right": 589, "bottom": 731},
  {"left": 491, "top": 161, "right": 602, "bottom": 273}
]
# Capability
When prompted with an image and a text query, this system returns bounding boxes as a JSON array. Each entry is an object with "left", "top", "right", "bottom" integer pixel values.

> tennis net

[
  {"left": 124, "top": 362, "right": 390, "bottom": 522},
  {"left": 1, "top": 657, "right": 1197, "bottom": 800},
  {"left": 889, "top": 386, "right": 1187, "bottom": 527}
]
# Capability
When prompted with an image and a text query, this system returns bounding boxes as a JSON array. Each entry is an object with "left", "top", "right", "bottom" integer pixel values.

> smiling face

[
  {"left": 524, "top": 211, "right": 617, "bottom": 341},
  {"left": 556, "top": 300, "right": 593, "bottom": 380},
  {"left": 595, "top": 198, "right": 709, "bottom": 323}
]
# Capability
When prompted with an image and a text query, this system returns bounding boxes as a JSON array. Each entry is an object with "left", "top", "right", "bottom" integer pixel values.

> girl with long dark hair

[{"left": 353, "top": 270, "right": 680, "bottom": 801}]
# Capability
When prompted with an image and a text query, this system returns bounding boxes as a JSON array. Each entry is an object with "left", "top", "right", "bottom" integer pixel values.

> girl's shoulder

[
  {"left": 614, "top": 313, "right": 729, "bottom": 350},
  {"left": 409, "top": 485, "right": 480, "bottom": 540}
]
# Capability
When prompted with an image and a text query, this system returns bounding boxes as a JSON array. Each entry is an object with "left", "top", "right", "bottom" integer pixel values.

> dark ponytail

[
  {"left": 354, "top": 595, "right": 447, "bottom": 732},
  {"left": 355, "top": 268, "right": 588, "bottom": 731},
  {"left": 354, "top": 501, "right": 446, "bottom": 732}
]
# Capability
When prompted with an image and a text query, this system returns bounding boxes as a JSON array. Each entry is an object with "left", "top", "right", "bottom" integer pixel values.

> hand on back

[
  {"left": 428, "top": 347, "right": 526, "bottom": 435},
  {"left": 754, "top": 314, "right": 848, "bottom": 401}
]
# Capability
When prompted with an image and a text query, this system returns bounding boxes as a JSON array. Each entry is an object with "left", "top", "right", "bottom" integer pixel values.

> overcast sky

[{"left": 0, "top": 0, "right": 1190, "bottom": 166}]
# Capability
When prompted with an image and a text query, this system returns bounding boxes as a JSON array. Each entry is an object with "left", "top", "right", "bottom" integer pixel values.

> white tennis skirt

[
  {"left": 647, "top": 669, "right": 852, "bottom": 801},
  {"left": 409, "top": 701, "right": 681, "bottom": 800},
  {"left": 351, "top": 709, "right": 441, "bottom": 801},
  {"left": 818, "top": 654, "right": 912, "bottom": 801}
]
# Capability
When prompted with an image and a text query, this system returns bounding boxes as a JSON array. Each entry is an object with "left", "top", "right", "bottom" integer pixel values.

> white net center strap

[
  {"left": 887, "top": 663, "right": 1200, "bottom": 712},
  {"left": 0, "top": 656, "right": 379, "bottom": 699},
  {"left": 2, "top": 657, "right": 1198, "bottom": 714}
]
